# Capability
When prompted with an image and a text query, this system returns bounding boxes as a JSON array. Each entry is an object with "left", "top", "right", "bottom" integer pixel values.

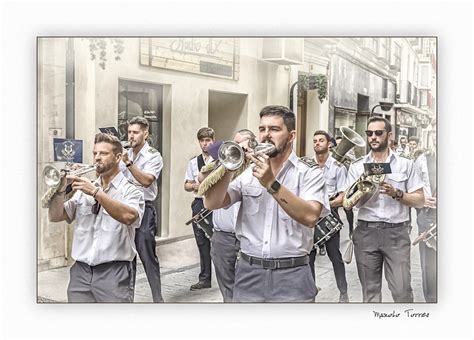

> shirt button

[{"left": 265, "top": 241, "right": 268, "bottom": 244}]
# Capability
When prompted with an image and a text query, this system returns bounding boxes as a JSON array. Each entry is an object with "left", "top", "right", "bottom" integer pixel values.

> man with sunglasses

[
  {"left": 48, "top": 133, "right": 145, "bottom": 302},
  {"left": 121, "top": 116, "right": 164, "bottom": 303},
  {"left": 345, "top": 117, "right": 425, "bottom": 303}
]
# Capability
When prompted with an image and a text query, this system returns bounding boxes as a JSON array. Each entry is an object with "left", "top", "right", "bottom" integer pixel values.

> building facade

[
  {"left": 37, "top": 37, "right": 436, "bottom": 270},
  {"left": 37, "top": 37, "right": 330, "bottom": 270}
]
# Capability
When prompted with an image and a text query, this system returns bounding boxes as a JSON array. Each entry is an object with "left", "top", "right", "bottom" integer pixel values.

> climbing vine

[
  {"left": 84, "top": 38, "right": 125, "bottom": 70},
  {"left": 298, "top": 74, "right": 328, "bottom": 103}
]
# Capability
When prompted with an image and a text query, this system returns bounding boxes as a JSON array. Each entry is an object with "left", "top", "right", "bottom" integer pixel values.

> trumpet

[
  {"left": 197, "top": 138, "right": 276, "bottom": 196},
  {"left": 41, "top": 163, "right": 97, "bottom": 208}
]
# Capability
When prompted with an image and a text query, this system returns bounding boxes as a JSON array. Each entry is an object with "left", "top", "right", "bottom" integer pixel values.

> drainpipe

[{"left": 64, "top": 38, "right": 75, "bottom": 262}]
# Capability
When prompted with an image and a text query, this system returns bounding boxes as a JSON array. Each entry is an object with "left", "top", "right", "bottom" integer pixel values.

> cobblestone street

[{"left": 38, "top": 211, "right": 426, "bottom": 304}]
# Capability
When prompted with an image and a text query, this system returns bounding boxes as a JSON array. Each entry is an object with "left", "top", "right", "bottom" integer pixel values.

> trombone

[
  {"left": 41, "top": 163, "right": 97, "bottom": 208},
  {"left": 412, "top": 224, "right": 437, "bottom": 251}
]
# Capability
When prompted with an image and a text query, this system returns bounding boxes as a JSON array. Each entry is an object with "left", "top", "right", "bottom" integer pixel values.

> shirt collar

[
  {"left": 288, "top": 151, "right": 299, "bottom": 167},
  {"left": 367, "top": 148, "right": 396, "bottom": 163},
  {"left": 129, "top": 141, "right": 150, "bottom": 159},
  {"left": 98, "top": 170, "right": 126, "bottom": 190}
]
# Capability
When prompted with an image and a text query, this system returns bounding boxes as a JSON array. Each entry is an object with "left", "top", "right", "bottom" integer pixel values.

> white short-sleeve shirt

[
  {"left": 345, "top": 150, "right": 423, "bottom": 223},
  {"left": 120, "top": 142, "right": 163, "bottom": 201},
  {"left": 64, "top": 171, "right": 145, "bottom": 266},
  {"left": 227, "top": 151, "right": 330, "bottom": 258}
]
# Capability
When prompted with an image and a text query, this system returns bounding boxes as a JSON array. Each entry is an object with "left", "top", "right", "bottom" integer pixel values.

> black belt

[
  {"left": 358, "top": 220, "right": 409, "bottom": 229},
  {"left": 240, "top": 252, "right": 309, "bottom": 270},
  {"left": 213, "top": 229, "right": 235, "bottom": 235}
]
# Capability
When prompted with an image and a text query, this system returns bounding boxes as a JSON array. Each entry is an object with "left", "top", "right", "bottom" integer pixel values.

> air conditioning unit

[{"left": 261, "top": 38, "right": 304, "bottom": 65}]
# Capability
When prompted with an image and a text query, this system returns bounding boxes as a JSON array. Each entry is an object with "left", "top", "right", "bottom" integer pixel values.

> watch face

[{"left": 271, "top": 180, "right": 281, "bottom": 192}]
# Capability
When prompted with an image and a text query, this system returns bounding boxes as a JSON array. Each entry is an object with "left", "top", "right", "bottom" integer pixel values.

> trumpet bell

[
  {"left": 218, "top": 141, "right": 244, "bottom": 171},
  {"left": 43, "top": 165, "right": 62, "bottom": 188},
  {"left": 332, "top": 126, "right": 366, "bottom": 164}
]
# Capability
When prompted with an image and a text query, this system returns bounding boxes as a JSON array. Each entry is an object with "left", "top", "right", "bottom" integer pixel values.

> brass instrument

[
  {"left": 41, "top": 163, "right": 97, "bottom": 208},
  {"left": 332, "top": 126, "right": 366, "bottom": 166},
  {"left": 185, "top": 208, "right": 213, "bottom": 240},
  {"left": 342, "top": 174, "right": 383, "bottom": 209},
  {"left": 197, "top": 138, "right": 276, "bottom": 196},
  {"left": 412, "top": 224, "right": 437, "bottom": 251}
]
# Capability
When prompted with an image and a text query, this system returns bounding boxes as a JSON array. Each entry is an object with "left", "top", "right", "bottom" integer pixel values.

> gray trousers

[
  {"left": 210, "top": 230, "right": 240, "bottom": 302},
  {"left": 135, "top": 202, "right": 163, "bottom": 302},
  {"left": 232, "top": 256, "right": 316, "bottom": 302},
  {"left": 353, "top": 221, "right": 413, "bottom": 303},
  {"left": 67, "top": 260, "right": 135, "bottom": 303}
]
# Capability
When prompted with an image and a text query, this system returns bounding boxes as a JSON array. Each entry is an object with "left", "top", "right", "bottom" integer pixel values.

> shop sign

[{"left": 139, "top": 38, "right": 239, "bottom": 80}]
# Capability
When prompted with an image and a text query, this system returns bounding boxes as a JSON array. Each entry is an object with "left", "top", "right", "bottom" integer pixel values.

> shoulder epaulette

[
  {"left": 127, "top": 178, "right": 143, "bottom": 187},
  {"left": 399, "top": 154, "right": 411, "bottom": 160},
  {"left": 148, "top": 147, "right": 158, "bottom": 154},
  {"left": 299, "top": 156, "right": 317, "bottom": 168}
]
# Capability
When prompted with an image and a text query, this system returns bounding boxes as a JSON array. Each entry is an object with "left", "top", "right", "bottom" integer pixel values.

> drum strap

[{"left": 197, "top": 154, "right": 205, "bottom": 171}]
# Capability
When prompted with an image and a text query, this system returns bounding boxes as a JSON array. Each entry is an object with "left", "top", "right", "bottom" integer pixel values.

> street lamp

[{"left": 370, "top": 101, "right": 394, "bottom": 116}]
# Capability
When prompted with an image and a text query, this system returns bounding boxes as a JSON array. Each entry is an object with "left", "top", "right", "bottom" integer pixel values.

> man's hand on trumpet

[
  {"left": 67, "top": 175, "right": 97, "bottom": 196},
  {"left": 247, "top": 153, "right": 275, "bottom": 189}
]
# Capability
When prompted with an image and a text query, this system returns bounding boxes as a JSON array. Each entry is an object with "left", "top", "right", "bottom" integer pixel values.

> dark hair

[
  {"left": 367, "top": 116, "right": 392, "bottom": 133},
  {"left": 128, "top": 116, "right": 150, "bottom": 131},
  {"left": 408, "top": 136, "right": 420, "bottom": 144},
  {"left": 237, "top": 128, "right": 255, "bottom": 139},
  {"left": 197, "top": 127, "right": 215, "bottom": 140},
  {"left": 259, "top": 105, "right": 295, "bottom": 132},
  {"left": 94, "top": 133, "right": 123, "bottom": 154},
  {"left": 313, "top": 130, "right": 331, "bottom": 142}
]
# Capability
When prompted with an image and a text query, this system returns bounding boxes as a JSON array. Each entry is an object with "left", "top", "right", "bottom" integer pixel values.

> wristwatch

[
  {"left": 126, "top": 161, "right": 133, "bottom": 167},
  {"left": 267, "top": 180, "right": 281, "bottom": 195},
  {"left": 394, "top": 189, "right": 404, "bottom": 201}
]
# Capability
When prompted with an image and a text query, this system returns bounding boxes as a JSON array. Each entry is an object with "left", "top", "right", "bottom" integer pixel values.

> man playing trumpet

[
  {"left": 204, "top": 105, "right": 329, "bottom": 302},
  {"left": 48, "top": 133, "right": 145, "bottom": 302},
  {"left": 345, "top": 117, "right": 424, "bottom": 303}
]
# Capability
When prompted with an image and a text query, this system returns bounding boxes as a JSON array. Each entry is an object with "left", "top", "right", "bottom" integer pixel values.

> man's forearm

[
  {"left": 401, "top": 189, "right": 425, "bottom": 208},
  {"left": 95, "top": 191, "right": 139, "bottom": 225},
  {"left": 272, "top": 186, "right": 321, "bottom": 227},
  {"left": 203, "top": 171, "right": 233, "bottom": 210},
  {"left": 48, "top": 192, "right": 67, "bottom": 222},
  {"left": 127, "top": 165, "right": 155, "bottom": 188}
]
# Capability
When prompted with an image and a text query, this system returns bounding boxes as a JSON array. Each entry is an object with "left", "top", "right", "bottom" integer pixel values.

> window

[
  {"left": 419, "top": 64, "right": 431, "bottom": 88},
  {"left": 118, "top": 79, "right": 163, "bottom": 150}
]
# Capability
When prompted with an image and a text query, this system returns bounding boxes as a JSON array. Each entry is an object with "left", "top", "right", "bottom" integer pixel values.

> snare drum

[{"left": 313, "top": 213, "right": 344, "bottom": 248}]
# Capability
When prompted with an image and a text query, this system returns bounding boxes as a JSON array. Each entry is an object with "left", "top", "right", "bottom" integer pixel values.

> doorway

[
  {"left": 208, "top": 90, "right": 248, "bottom": 141},
  {"left": 118, "top": 79, "right": 163, "bottom": 236}
]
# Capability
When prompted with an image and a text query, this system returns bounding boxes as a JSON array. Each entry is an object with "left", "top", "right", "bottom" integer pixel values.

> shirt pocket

[
  {"left": 76, "top": 205, "right": 94, "bottom": 232},
  {"left": 388, "top": 173, "right": 408, "bottom": 191},
  {"left": 241, "top": 186, "right": 263, "bottom": 215},
  {"left": 325, "top": 177, "right": 337, "bottom": 195},
  {"left": 100, "top": 208, "right": 122, "bottom": 232}
]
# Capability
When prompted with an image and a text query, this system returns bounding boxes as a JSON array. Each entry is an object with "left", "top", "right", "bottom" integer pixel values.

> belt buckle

[{"left": 262, "top": 259, "right": 278, "bottom": 270}]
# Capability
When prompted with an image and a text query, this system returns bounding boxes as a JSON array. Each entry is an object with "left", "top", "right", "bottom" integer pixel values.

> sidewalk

[{"left": 38, "top": 212, "right": 426, "bottom": 303}]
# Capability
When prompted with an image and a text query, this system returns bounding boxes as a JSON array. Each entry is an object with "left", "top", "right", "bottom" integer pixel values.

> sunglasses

[
  {"left": 91, "top": 200, "right": 101, "bottom": 215},
  {"left": 365, "top": 130, "right": 386, "bottom": 137}
]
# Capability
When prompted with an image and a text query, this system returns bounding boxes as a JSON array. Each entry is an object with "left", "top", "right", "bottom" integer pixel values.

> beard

[
  {"left": 314, "top": 146, "right": 329, "bottom": 155},
  {"left": 95, "top": 161, "right": 115, "bottom": 174},
  {"left": 262, "top": 137, "right": 289, "bottom": 158},
  {"left": 369, "top": 136, "right": 389, "bottom": 152}
]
